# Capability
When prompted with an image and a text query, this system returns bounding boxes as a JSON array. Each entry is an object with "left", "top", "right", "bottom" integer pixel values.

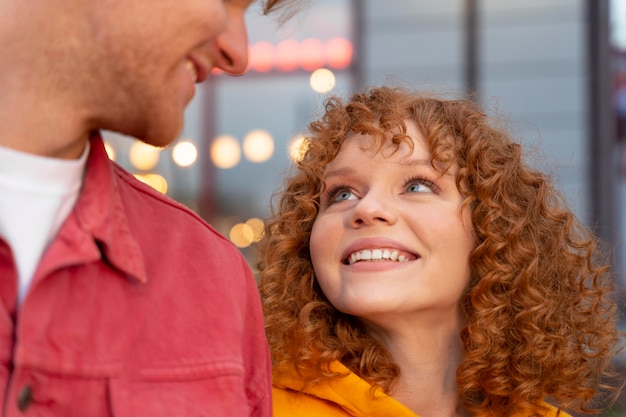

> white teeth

[
  {"left": 185, "top": 60, "right": 198, "bottom": 83},
  {"left": 348, "top": 249, "right": 409, "bottom": 265}
]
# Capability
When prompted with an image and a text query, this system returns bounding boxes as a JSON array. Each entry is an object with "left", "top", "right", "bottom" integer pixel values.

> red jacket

[{"left": 0, "top": 133, "right": 271, "bottom": 416}]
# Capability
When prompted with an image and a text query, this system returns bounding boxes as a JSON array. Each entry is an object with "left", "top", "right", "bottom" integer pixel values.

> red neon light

[
  {"left": 210, "top": 37, "right": 354, "bottom": 75},
  {"left": 275, "top": 39, "right": 300, "bottom": 72},
  {"left": 250, "top": 41, "right": 274, "bottom": 73},
  {"left": 326, "top": 37, "right": 353, "bottom": 70},
  {"left": 248, "top": 38, "right": 354, "bottom": 72},
  {"left": 299, "top": 38, "right": 325, "bottom": 71}
]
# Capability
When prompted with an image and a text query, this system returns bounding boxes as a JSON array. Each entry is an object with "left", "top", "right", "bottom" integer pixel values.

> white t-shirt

[{"left": 0, "top": 143, "right": 89, "bottom": 303}]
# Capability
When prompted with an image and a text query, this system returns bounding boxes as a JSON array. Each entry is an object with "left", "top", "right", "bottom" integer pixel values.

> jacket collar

[
  {"left": 275, "top": 361, "right": 567, "bottom": 417},
  {"left": 274, "top": 361, "right": 417, "bottom": 416},
  {"left": 37, "top": 132, "right": 147, "bottom": 284}
]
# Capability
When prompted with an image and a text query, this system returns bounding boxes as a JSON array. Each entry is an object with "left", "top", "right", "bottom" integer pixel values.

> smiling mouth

[
  {"left": 185, "top": 60, "right": 199, "bottom": 83},
  {"left": 343, "top": 249, "right": 418, "bottom": 265}
]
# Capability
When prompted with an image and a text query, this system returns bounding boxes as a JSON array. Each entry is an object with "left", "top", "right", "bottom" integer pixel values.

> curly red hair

[{"left": 258, "top": 86, "right": 621, "bottom": 416}]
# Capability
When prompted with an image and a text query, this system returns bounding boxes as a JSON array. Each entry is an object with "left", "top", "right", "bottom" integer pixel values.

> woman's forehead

[{"left": 327, "top": 126, "right": 458, "bottom": 174}]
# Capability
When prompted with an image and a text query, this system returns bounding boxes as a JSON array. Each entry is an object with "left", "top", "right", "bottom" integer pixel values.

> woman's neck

[{"left": 362, "top": 311, "right": 468, "bottom": 417}]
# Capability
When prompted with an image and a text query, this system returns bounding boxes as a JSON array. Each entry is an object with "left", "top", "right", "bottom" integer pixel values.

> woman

[{"left": 258, "top": 86, "right": 621, "bottom": 417}]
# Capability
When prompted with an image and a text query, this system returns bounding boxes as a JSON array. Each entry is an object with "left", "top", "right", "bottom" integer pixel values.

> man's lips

[
  {"left": 185, "top": 57, "right": 210, "bottom": 83},
  {"left": 185, "top": 60, "right": 198, "bottom": 82}
]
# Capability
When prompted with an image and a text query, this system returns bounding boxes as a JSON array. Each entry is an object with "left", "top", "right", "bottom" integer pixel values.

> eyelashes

[
  {"left": 324, "top": 183, "right": 354, "bottom": 204},
  {"left": 320, "top": 175, "right": 440, "bottom": 207},
  {"left": 403, "top": 175, "right": 439, "bottom": 193}
]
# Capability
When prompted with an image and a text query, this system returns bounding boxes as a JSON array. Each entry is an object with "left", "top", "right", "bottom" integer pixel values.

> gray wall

[{"left": 360, "top": 0, "right": 588, "bottom": 221}]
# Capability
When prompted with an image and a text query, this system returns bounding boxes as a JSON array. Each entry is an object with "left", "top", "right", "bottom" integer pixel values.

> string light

[{"left": 172, "top": 141, "right": 198, "bottom": 167}]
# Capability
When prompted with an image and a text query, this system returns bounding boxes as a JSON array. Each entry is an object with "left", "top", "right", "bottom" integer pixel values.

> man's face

[{"left": 81, "top": 0, "right": 253, "bottom": 147}]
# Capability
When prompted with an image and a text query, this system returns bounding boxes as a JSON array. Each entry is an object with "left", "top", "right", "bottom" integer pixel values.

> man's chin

[{"left": 137, "top": 122, "right": 184, "bottom": 149}]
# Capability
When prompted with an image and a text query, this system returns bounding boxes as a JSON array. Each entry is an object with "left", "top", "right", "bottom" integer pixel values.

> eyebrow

[
  {"left": 323, "top": 166, "right": 356, "bottom": 180},
  {"left": 397, "top": 158, "right": 431, "bottom": 167},
  {"left": 323, "top": 158, "right": 432, "bottom": 179}
]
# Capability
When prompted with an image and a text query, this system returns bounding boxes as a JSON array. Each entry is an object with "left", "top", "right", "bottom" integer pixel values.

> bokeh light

[
  {"left": 129, "top": 141, "right": 160, "bottom": 171},
  {"left": 172, "top": 140, "right": 198, "bottom": 167},
  {"left": 242, "top": 38, "right": 355, "bottom": 74},
  {"left": 243, "top": 129, "right": 274, "bottom": 163},
  {"left": 229, "top": 223, "right": 255, "bottom": 248},
  {"left": 210, "top": 135, "right": 241, "bottom": 169},
  {"left": 299, "top": 38, "right": 325, "bottom": 71},
  {"left": 326, "top": 37, "right": 353, "bottom": 69},
  {"left": 288, "top": 134, "right": 310, "bottom": 163},
  {"left": 249, "top": 41, "right": 274, "bottom": 73},
  {"left": 245, "top": 217, "right": 265, "bottom": 242},
  {"left": 134, "top": 173, "right": 168, "bottom": 194},
  {"left": 310, "top": 68, "right": 336, "bottom": 93},
  {"left": 275, "top": 39, "right": 300, "bottom": 72}
]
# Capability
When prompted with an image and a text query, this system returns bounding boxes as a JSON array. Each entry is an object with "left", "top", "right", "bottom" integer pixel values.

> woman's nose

[{"left": 349, "top": 193, "right": 398, "bottom": 228}]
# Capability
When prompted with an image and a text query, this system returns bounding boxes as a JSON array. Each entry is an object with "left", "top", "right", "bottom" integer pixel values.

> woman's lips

[{"left": 343, "top": 248, "right": 419, "bottom": 265}]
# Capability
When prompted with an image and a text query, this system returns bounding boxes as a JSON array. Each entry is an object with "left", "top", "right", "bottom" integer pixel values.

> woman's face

[{"left": 309, "top": 122, "right": 475, "bottom": 330}]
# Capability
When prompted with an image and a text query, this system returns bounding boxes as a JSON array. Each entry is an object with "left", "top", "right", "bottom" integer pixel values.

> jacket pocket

[{"left": 109, "top": 365, "right": 250, "bottom": 417}]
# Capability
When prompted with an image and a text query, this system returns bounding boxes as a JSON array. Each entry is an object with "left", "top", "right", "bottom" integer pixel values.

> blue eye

[
  {"left": 334, "top": 189, "right": 355, "bottom": 201},
  {"left": 405, "top": 176, "right": 438, "bottom": 193},
  {"left": 324, "top": 184, "right": 356, "bottom": 205},
  {"left": 407, "top": 183, "right": 429, "bottom": 193}
]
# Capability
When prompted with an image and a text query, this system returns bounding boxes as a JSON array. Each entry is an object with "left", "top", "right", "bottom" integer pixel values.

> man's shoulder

[{"left": 110, "top": 163, "right": 230, "bottom": 242}]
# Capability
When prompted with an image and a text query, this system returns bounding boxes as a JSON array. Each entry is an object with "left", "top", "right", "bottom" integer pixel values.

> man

[{"left": 0, "top": 0, "right": 293, "bottom": 415}]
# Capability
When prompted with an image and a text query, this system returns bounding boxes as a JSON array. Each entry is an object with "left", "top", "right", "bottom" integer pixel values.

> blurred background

[{"left": 104, "top": 0, "right": 626, "bottom": 412}]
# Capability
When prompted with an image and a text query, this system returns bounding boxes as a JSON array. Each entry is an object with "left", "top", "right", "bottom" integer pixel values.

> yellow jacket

[{"left": 272, "top": 361, "right": 569, "bottom": 417}]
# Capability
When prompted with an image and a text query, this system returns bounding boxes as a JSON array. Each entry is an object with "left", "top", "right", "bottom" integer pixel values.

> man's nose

[{"left": 213, "top": 8, "right": 249, "bottom": 75}]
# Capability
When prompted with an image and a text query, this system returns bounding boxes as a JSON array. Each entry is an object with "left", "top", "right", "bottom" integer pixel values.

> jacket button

[{"left": 17, "top": 385, "right": 33, "bottom": 412}]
